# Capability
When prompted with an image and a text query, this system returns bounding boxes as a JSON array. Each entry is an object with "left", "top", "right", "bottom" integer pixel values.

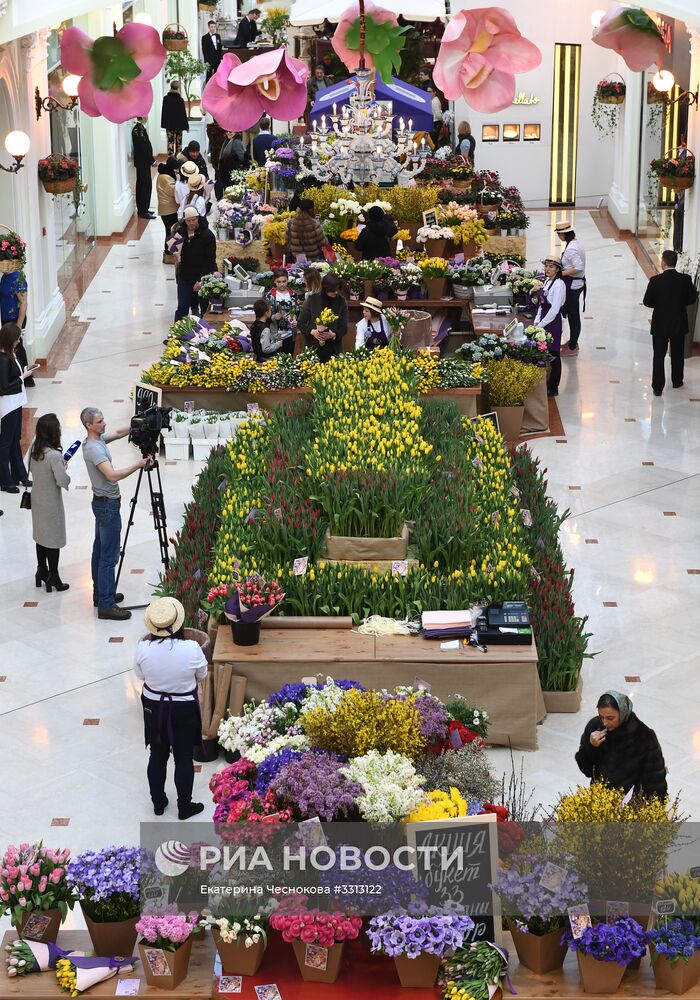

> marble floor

[{"left": 0, "top": 207, "right": 699, "bottom": 919}]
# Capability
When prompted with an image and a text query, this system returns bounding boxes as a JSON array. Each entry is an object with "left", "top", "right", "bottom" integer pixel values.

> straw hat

[
  {"left": 554, "top": 220, "right": 573, "bottom": 234},
  {"left": 144, "top": 597, "right": 185, "bottom": 637},
  {"left": 188, "top": 174, "right": 205, "bottom": 191},
  {"left": 542, "top": 254, "right": 562, "bottom": 267},
  {"left": 360, "top": 296, "right": 384, "bottom": 314},
  {"left": 183, "top": 206, "right": 199, "bottom": 219},
  {"left": 180, "top": 161, "right": 199, "bottom": 178}
]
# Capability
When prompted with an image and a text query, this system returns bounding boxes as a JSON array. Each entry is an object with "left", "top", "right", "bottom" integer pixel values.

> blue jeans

[
  {"left": 91, "top": 498, "right": 122, "bottom": 608},
  {"left": 174, "top": 279, "right": 203, "bottom": 321}
]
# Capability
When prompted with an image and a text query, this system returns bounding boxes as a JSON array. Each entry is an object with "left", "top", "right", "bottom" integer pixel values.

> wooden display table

[
  {"left": 0, "top": 930, "right": 689, "bottom": 999},
  {"left": 469, "top": 305, "right": 518, "bottom": 335},
  {"left": 213, "top": 625, "right": 545, "bottom": 750}
]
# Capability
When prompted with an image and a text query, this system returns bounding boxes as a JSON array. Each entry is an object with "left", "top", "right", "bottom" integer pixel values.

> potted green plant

[
  {"left": 647, "top": 919, "right": 700, "bottom": 995},
  {"left": 67, "top": 847, "right": 140, "bottom": 958},
  {"left": 201, "top": 913, "right": 268, "bottom": 976},
  {"left": 198, "top": 272, "right": 229, "bottom": 312},
  {"left": 224, "top": 575, "right": 284, "bottom": 646},
  {"left": 484, "top": 358, "right": 545, "bottom": 441},
  {"left": 563, "top": 917, "right": 646, "bottom": 994},
  {"left": 165, "top": 50, "right": 206, "bottom": 115},
  {"left": 650, "top": 150, "right": 695, "bottom": 192},
  {"left": 37, "top": 154, "right": 79, "bottom": 195}
]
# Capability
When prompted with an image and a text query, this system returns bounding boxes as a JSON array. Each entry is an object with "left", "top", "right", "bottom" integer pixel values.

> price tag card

[
  {"left": 453, "top": 252, "right": 465, "bottom": 265},
  {"left": 655, "top": 899, "right": 676, "bottom": 915},
  {"left": 293, "top": 557, "right": 308, "bottom": 576},
  {"left": 304, "top": 944, "right": 328, "bottom": 971},
  {"left": 539, "top": 862, "right": 567, "bottom": 892},
  {"left": 299, "top": 817, "right": 327, "bottom": 849},
  {"left": 217, "top": 976, "right": 242, "bottom": 995},
  {"left": 183, "top": 400, "right": 195, "bottom": 414},
  {"left": 521, "top": 509, "right": 532, "bottom": 527},
  {"left": 392, "top": 560, "right": 408, "bottom": 576},
  {"left": 414, "top": 677, "right": 431, "bottom": 693},
  {"left": 247, "top": 402, "right": 260, "bottom": 414},
  {"left": 255, "top": 987, "right": 282, "bottom": 1000},
  {"left": 115, "top": 982, "right": 140, "bottom": 996},
  {"left": 568, "top": 904, "right": 591, "bottom": 939},
  {"left": 689, "top": 866, "right": 700, "bottom": 880}
]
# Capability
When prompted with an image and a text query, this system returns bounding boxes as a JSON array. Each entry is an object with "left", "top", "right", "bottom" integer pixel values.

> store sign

[
  {"left": 656, "top": 15, "right": 673, "bottom": 54},
  {"left": 512, "top": 92, "right": 540, "bottom": 106}
]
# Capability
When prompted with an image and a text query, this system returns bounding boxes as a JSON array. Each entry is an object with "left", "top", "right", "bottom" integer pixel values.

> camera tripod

[{"left": 115, "top": 459, "right": 170, "bottom": 607}]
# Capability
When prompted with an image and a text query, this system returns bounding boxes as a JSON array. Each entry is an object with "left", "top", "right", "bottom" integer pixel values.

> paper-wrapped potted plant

[
  {"left": 224, "top": 574, "right": 284, "bottom": 646},
  {"left": 67, "top": 845, "right": 140, "bottom": 957},
  {"left": 563, "top": 917, "right": 646, "bottom": 994},
  {"left": 0, "top": 844, "right": 74, "bottom": 944},
  {"left": 200, "top": 912, "right": 268, "bottom": 976},
  {"left": 270, "top": 899, "right": 362, "bottom": 983},
  {"left": 135, "top": 912, "right": 201, "bottom": 990},
  {"left": 419, "top": 256, "right": 450, "bottom": 299},
  {"left": 367, "top": 906, "right": 474, "bottom": 987},
  {"left": 484, "top": 357, "right": 545, "bottom": 441},
  {"left": 198, "top": 272, "right": 229, "bottom": 313},
  {"left": 493, "top": 855, "right": 588, "bottom": 973},
  {"left": 647, "top": 918, "right": 700, "bottom": 995}
]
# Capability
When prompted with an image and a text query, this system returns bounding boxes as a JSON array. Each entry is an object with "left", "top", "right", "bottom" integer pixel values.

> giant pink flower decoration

[
  {"left": 592, "top": 5, "right": 665, "bottom": 72},
  {"left": 332, "top": 1, "right": 408, "bottom": 81},
  {"left": 434, "top": 6, "right": 541, "bottom": 114},
  {"left": 61, "top": 23, "right": 166, "bottom": 124},
  {"left": 201, "top": 50, "right": 309, "bottom": 131}
]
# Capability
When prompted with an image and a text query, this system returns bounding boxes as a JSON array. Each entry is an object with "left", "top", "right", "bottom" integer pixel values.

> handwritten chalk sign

[
  {"left": 134, "top": 382, "right": 162, "bottom": 416},
  {"left": 406, "top": 814, "right": 501, "bottom": 944},
  {"left": 655, "top": 899, "right": 676, "bottom": 915},
  {"left": 689, "top": 866, "right": 700, "bottom": 880}
]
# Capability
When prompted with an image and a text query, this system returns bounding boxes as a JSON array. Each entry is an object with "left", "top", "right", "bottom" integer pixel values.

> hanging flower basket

[
  {"left": 38, "top": 154, "right": 79, "bottom": 195},
  {"left": 0, "top": 224, "right": 26, "bottom": 274},
  {"left": 647, "top": 81, "right": 665, "bottom": 105},
  {"left": 41, "top": 177, "right": 77, "bottom": 195},
  {"left": 651, "top": 148, "right": 696, "bottom": 192},
  {"left": 162, "top": 24, "right": 188, "bottom": 52},
  {"left": 198, "top": 1, "right": 217, "bottom": 9},
  {"left": 596, "top": 73, "right": 626, "bottom": 104}
]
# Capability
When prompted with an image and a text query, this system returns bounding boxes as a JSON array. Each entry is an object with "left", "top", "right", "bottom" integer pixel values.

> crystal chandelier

[{"left": 297, "top": 1, "right": 430, "bottom": 189}]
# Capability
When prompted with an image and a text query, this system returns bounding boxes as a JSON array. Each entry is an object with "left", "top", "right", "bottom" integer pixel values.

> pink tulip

[
  {"left": 49, "top": 869, "right": 63, "bottom": 884},
  {"left": 201, "top": 49, "right": 309, "bottom": 131},
  {"left": 61, "top": 23, "right": 166, "bottom": 124},
  {"left": 331, "top": 0, "right": 401, "bottom": 74},
  {"left": 18, "top": 897, "right": 26, "bottom": 907},
  {"left": 592, "top": 4, "right": 665, "bottom": 72},
  {"left": 38, "top": 877, "right": 47, "bottom": 893},
  {"left": 434, "top": 6, "right": 541, "bottom": 113}
]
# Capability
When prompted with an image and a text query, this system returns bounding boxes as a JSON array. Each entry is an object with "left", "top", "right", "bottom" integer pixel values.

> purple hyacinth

[{"left": 269, "top": 751, "right": 362, "bottom": 821}]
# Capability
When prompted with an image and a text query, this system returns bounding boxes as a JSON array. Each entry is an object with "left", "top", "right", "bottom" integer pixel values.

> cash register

[{"left": 476, "top": 601, "right": 532, "bottom": 645}]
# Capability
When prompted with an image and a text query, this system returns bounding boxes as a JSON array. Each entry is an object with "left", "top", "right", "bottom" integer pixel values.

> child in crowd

[
  {"left": 355, "top": 297, "right": 390, "bottom": 350},
  {"left": 265, "top": 268, "right": 297, "bottom": 354},
  {"left": 250, "top": 299, "right": 282, "bottom": 362}
]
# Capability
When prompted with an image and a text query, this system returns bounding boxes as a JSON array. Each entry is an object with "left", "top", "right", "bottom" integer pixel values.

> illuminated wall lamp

[
  {"left": 35, "top": 75, "right": 81, "bottom": 120},
  {"left": 0, "top": 131, "right": 30, "bottom": 174},
  {"left": 652, "top": 70, "right": 698, "bottom": 109}
]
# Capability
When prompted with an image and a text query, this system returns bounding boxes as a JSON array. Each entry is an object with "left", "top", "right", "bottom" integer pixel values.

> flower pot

[
  {"left": 426, "top": 238, "right": 447, "bottom": 258},
  {"left": 82, "top": 908, "right": 139, "bottom": 958},
  {"left": 231, "top": 620, "right": 261, "bottom": 646},
  {"left": 393, "top": 953, "right": 441, "bottom": 988},
  {"left": 493, "top": 405, "right": 524, "bottom": 442},
  {"left": 576, "top": 952, "right": 626, "bottom": 994},
  {"left": 598, "top": 94, "right": 625, "bottom": 105},
  {"left": 452, "top": 284, "right": 474, "bottom": 300},
  {"left": 291, "top": 938, "right": 345, "bottom": 983},
  {"left": 41, "top": 177, "right": 76, "bottom": 195},
  {"left": 163, "top": 37, "right": 188, "bottom": 51},
  {"left": 173, "top": 419, "right": 190, "bottom": 439},
  {"left": 408, "top": 284, "right": 423, "bottom": 299},
  {"left": 268, "top": 241, "right": 284, "bottom": 260},
  {"left": 451, "top": 179, "right": 472, "bottom": 191},
  {"left": 216, "top": 227, "right": 230, "bottom": 242},
  {"left": 652, "top": 949, "right": 700, "bottom": 994},
  {"left": 193, "top": 738, "right": 220, "bottom": 762},
  {"left": 401, "top": 311, "right": 433, "bottom": 351},
  {"left": 212, "top": 929, "right": 265, "bottom": 976},
  {"left": 500, "top": 228, "right": 510, "bottom": 238},
  {"left": 376, "top": 289, "right": 390, "bottom": 301},
  {"left": 425, "top": 277, "right": 447, "bottom": 299},
  {"left": 507, "top": 921, "right": 568, "bottom": 974},
  {"left": 18, "top": 908, "right": 62, "bottom": 943},
  {"left": 658, "top": 173, "right": 694, "bottom": 191},
  {"left": 139, "top": 938, "right": 192, "bottom": 990},
  {"left": 461, "top": 240, "right": 478, "bottom": 260},
  {"left": 542, "top": 677, "right": 583, "bottom": 713}
]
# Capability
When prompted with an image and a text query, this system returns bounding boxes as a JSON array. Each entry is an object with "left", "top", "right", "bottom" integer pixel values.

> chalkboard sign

[
  {"left": 406, "top": 815, "right": 501, "bottom": 944},
  {"left": 134, "top": 382, "right": 162, "bottom": 416}
]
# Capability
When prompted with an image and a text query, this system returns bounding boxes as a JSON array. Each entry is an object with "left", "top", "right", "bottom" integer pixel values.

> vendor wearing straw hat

[
  {"left": 355, "top": 297, "right": 390, "bottom": 350},
  {"left": 175, "top": 159, "right": 199, "bottom": 206},
  {"left": 534, "top": 255, "right": 567, "bottom": 397},
  {"left": 134, "top": 598, "right": 209, "bottom": 820},
  {"left": 554, "top": 220, "right": 587, "bottom": 357}
]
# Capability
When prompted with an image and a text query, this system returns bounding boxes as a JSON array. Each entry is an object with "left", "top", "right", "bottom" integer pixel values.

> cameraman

[{"left": 80, "top": 407, "right": 152, "bottom": 621}]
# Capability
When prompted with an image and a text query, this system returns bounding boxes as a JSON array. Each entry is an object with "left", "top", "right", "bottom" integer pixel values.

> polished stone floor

[{"left": 0, "top": 207, "right": 699, "bottom": 903}]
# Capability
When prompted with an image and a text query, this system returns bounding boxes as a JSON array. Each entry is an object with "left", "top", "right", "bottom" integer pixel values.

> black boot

[
  {"left": 178, "top": 802, "right": 205, "bottom": 820},
  {"left": 45, "top": 573, "right": 70, "bottom": 593},
  {"left": 35, "top": 567, "right": 49, "bottom": 588}
]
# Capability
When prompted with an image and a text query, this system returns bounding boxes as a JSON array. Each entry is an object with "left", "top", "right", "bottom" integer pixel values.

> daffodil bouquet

[{"left": 315, "top": 307, "right": 339, "bottom": 330}]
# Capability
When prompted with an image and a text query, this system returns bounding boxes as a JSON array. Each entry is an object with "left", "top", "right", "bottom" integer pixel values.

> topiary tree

[{"left": 165, "top": 50, "right": 206, "bottom": 114}]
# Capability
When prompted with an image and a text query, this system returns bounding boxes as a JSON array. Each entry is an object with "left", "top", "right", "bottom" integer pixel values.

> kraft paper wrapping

[
  {"left": 324, "top": 523, "right": 409, "bottom": 561},
  {"left": 521, "top": 376, "right": 550, "bottom": 434}
]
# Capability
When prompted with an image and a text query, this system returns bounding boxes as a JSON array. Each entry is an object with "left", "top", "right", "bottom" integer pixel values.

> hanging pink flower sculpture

[
  {"left": 60, "top": 23, "right": 166, "bottom": 124},
  {"left": 202, "top": 50, "right": 309, "bottom": 131},
  {"left": 592, "top": 5, "right": 665, "bottom": 72},
  {"left": 434, "top": 7, "right": 541, "bottom": 114},
  {"left": 332, "top": 1, "right": 410, "bottom": 83}
]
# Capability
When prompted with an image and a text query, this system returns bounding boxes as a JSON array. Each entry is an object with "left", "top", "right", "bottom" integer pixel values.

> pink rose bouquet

[
  {"left": 0, "top": 844, "right": 74, "bottom": 928},
  {"left": 134, "top": 912, "right": 200, "bottom": 951}
]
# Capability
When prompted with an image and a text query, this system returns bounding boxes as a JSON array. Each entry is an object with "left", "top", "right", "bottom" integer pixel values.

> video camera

[{"left": 129, "top": 406, "right": 172, "bottom": 457}]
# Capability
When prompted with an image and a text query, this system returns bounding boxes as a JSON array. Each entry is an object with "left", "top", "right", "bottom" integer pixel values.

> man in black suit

[
  {"left": 201, "top": 21, "right": 222, "bottom": 82},
  {"left": 131, "top": 117, "right": 155, "bottom": 219},
  {"left": 643, "top": 249, "right": 697, "bottom": 395},
  {"left": 233, "top": 8, "right": 260, "bottom": 48}
]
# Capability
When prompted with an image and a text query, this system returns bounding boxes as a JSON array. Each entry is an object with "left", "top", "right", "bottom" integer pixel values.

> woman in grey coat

[{"left": 30, "top": 413, "right": 70, "bottom": 593}]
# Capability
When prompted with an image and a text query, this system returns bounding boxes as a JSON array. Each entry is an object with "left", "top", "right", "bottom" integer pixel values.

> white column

[
  {"left": 18, "top": 31, "right": 65, "bottom": 360},
  {"left": 608, "top": 63, "right": 643, "bottom": 233},
  {"left": 682, "top": 27, "right": 700, "bottom": 263},
  {"left": 145, "top": 0, "right": 169, "bottom": 155}
]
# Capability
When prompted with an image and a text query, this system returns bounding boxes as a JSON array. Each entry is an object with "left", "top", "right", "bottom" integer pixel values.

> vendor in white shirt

[
  {"left": 555, "top": 220, "right": 587, "bottom": 356},
  {"left": 134, "top": 597, "right": 208, "bottom": 820},
  {"left": 355, "top": 297, "right": 390, "bottom": 350},
  {"left": 534, "top": 255, "right": 567, "bottom": 398},
  {"left": 175, "top": 160, "right": 199, "bottom": 205},
  {"left": 177, "top": 173, "right": 208, "bottom": 218}
]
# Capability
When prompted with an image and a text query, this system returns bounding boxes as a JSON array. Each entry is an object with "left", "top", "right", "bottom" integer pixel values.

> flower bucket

[
  {"left": 162, "top": 24, "right": 188, "bottom": 51},
  {"left": 291, "top": 939, "right": 345, "bottom": 983},
  {"left": 408, "top": 284, "right": 423, "bottom": 299},
  {"left": 376, "top": 289, "right": 390, "bottom": 301},
  {"left": 139, "top": 938, "right": 192, "bottom": 990},
  {"left": 452, "top": 284, "right": 474, "bottom": 300},
  {"left": 231, "top": 620, "right": 261, "bottom": 646},
  {"left": 216, "top": 226, "right": 230, "bottom": 242},
  {"left": 173, "top": 418, "right": 190, "bottom": 439},
  {"left": 268, "top": 241, "right": 284, "bottom": 260},
  {"left": 461, "top": 240, "right": 478, "bottom": 261},
  {"left": 41, "top": 177, "right": 76, "bottom": 195},
  {"left": 651, "top": 949, "right": 700, "bottom": 995},
  {"left": 426, "top": 238, "right": 448, "bottom": 258},
  {"left": 599, "top": 94, "right": 624, "bottom": 104},
  {"left": 212, "top": 929, "right": 265, "bottom": 976},
  {"left": 425, "top": 277, "right": 447, "bottom": 299},
  {"left": 451, "top": 179, "right": 472, "bottom": 191},
  {"left": 82, "top": 908, "right": 139, "bottom": 958},
  {"left": 202, "top": 419, "right": 220, "bottom": 440},
  {"left": 401, "top": 311, "right": 432, "bottom": 351},
  {"left": 493, "top": 405, "right": 524, "bottom": 442},
  {"left": 508, "top": 921, "right": 568, "bottom": 974},
  {"left": 658, "top": 172, "right": 694, "bottom": 192},
  {"left": 393, "top": 952, "right": 441, "bottom": 988},
  {"left": 18, "top": 908, "right": 62, "bottom": 943},
  {"left": 193, "top": 738, "right": 220, "bottom": 762},
  {"left": 576, "top": 952, "right": 626, "bottom": 995},
  {"left": 218, "top": 417, "right": 232, "bottom": 440},
  {"left": 188, "top": 418, "right": 203, "bottom": 439}
]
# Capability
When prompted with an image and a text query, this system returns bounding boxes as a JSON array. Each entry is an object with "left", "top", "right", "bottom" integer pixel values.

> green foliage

[
  {"left": 345, "top": 15, "right": 411, "bottom": 83},
  {"left": 165, "top": 49, "right": 205, "bottom": 106},
  {"left": 485, "top": 358, "right": 544, "bottom": 407}
]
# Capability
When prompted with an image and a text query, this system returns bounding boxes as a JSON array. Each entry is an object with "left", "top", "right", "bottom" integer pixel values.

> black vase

[
  {"left": 193, "top": 739, "right": 220, "bottom": 763},
  {"left": 231, "top": 620, "right": 261, "bottom": 646}
]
